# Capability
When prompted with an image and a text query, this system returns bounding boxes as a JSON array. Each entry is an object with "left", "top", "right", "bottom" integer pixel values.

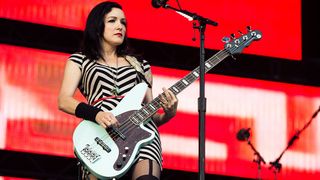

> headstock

[{"left": 223, "top": 27, "right": 262, "bottom": 55}]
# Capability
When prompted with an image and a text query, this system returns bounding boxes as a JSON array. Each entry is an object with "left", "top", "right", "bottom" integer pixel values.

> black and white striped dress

[{"left": 69, "top": 52, "right": 163, "bottom": 170}]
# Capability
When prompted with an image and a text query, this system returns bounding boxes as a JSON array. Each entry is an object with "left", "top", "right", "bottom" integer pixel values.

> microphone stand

[
  {"left": 159, "top": 4, "right": 218, "bottom": 180},
  {"left": 269, "top": 106, "right": 320, "bottom": 180},
  {"left": 246, "top": 139, "right": 266, "bottom": 180},
  {"left": 236, "top": 128, "right": 266, "bottom": 179},
  {"left": 237, "top": 128, "right": 266, "bottom": 179}
]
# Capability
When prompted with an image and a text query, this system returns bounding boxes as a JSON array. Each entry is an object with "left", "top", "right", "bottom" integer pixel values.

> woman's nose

[{"left": 115, "top": 21, "right": 123, "bottom": 30}]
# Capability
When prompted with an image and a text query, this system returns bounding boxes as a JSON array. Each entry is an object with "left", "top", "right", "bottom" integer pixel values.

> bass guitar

[{"left": 73, "top": 28, "right": 262, "bottom": 179}]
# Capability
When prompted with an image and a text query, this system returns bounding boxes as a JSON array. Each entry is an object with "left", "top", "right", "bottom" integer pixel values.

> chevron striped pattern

[{"left": 69, "top": 52, "right": 162, "bottom": 168}]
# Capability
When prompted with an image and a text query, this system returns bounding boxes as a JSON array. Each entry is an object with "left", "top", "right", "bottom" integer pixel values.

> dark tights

[
  {"left": 83, "top": 159, "right": 160, "bottom": 180},
  {"left": 131, "top": 159, "right": 160, "bottom": 180},
  {"left": 136, "top": 175, "right": 159, "bottom": 180}
]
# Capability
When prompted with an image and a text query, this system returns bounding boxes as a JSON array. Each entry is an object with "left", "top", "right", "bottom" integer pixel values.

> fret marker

[
  {"left": 182, "top": 79, "right": 189, "bottom": 85},
  {"left": 193, "top": 72, "right": 199, "bottom": 77},
  {"left": 149, "top": 104, "right": 156, "bottom": 110},
  {"left": 142, "top": 109, "right": 149, "bottom": 115},
  {"left": 172, "top": 87, "right": 179, "bottom": 93},
  {"left": 205, "top": 62, "right": 212, "bottom": 68}
]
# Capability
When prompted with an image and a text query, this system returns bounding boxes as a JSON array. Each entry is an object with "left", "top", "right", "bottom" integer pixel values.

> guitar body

[{"left": 73, "top": 83, "right": 155, "bottom": 179}]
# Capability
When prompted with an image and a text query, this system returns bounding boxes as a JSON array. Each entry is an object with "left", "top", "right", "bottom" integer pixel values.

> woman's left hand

[{"left": 159, "top": 87, "right": 178, "bottom": 119}]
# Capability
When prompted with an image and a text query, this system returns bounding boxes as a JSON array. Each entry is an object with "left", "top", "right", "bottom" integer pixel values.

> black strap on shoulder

[{"left": 137, "top": 71, "right": 152, "bottom": 88}]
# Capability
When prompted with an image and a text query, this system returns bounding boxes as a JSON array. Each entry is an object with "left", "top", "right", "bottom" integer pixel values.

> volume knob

[
  {"left": 124, "top": 146, "right": 129, "bottom": 153},
  {"left": 122, "top": 154, "right": 127, "bottom": 161},
  {"left": 116, "top": 161, "right": 122, "bottom": 168}
]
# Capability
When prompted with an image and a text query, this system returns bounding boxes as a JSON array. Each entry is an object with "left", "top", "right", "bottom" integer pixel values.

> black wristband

[{"left": 75, "top": 102, "right": 102, "bottom": 122}]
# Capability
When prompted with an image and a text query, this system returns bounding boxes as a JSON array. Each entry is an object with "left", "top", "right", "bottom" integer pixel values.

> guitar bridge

[{"left": 80, "top": 144, "right": 101, "bottom": 163}]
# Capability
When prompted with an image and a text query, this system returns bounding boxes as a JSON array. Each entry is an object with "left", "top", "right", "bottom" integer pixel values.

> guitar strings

[
  {"left": 105, "top": 48, "right": 231, "bottom": 140},
  {"left": 99, "top": 44, "right": 245, "bottom": 142},
  {"left": 88, "top": 48, "right": 235, "bottom": 151},
  {"left": 117, "top": 97, "right": 162, "bottom": 135},
  {"left": 104, "top": 90, "right": 165, "bottom": 140},
  {"left": 83, "top": 35, "right": 257, "bottom": 152},
  {"left": 109, "top": 32, "right": 257, "bottom": 138},
  {"left": 104, "top": 97, "right": 161, "bottom": 141},
  {"left": 113, "top": 46, "right": 232, "bottom": 136}
]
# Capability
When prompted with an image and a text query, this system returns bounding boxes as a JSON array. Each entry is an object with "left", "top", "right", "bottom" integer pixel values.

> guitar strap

[{"left": 125, "top": 55, "right": 152, "bottom": 88}]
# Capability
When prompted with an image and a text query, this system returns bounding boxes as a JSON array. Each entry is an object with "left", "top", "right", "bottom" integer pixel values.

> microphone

[
  {"left": 151, "top": 0, "right": 169, "bottom": 8},
  {"left": 236, "top": 128, "right": 251, "bottom": 141}
]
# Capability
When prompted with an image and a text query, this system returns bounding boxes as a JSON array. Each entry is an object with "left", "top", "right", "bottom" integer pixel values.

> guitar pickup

[
  {"left": 111, "top": 127, "right": 126, "bottom": 140},
  {"left": 94, "top": 137, "right": 111, "bottom": 152}
]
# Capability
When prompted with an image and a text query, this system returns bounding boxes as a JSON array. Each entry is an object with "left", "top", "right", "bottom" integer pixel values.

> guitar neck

[
  {"left": 168, "top": 49, "right": 230, "bottom": 96},
  {"left": 129, "top": 49, "right": 230, "bottom": 125}
]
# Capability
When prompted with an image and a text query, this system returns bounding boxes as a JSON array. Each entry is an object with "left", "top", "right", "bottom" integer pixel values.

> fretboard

[{"left": 130, "top": 49, "right": 230, "bottom": 125}]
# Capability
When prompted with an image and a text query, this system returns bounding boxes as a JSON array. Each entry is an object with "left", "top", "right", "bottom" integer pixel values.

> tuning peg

[
  {"left": 246, "top": 26, "right": 252, "bottom": 32},
  {"left": 238, "top": 30, "right": 244, "bottom": 35},
  {"left": 230, "top": 33, "right": 236, "bottom": 39},
  {"left": 221, "top": 36, "right": 230, "bottom": 43}
]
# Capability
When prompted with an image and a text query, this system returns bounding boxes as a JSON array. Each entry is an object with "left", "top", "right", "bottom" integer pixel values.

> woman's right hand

[{"left": 95, "top": 111, "right": 119, "bottom": 128}]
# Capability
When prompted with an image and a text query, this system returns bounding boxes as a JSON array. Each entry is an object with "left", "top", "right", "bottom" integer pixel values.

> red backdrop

[
  {"left": 0, "top": 44, "right": 319, "bottom": 179},
  {"left": 0, "top": 0, "right": 301, "bottom": 60},
  {"left": 0, "top": 0, "right": 309, "bottom": 179}
]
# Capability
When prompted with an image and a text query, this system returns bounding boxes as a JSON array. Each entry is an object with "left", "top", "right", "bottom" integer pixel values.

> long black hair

[{"left": 80, "top": 1, "right": 130, "bottom": 60}]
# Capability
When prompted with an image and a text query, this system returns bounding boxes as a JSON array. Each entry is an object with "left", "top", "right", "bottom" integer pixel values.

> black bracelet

[{"left": 75, "top": 102, "right": 102, "bottom": 122}]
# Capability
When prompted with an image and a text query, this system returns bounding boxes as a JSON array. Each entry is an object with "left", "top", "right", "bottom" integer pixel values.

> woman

[{"left": 58, "top": 1, "right": 178, "bottom": 180}]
